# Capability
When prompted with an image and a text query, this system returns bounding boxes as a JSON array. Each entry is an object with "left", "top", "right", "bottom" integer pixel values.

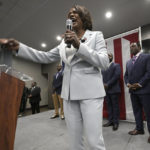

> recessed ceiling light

[
  {"left": 41, "top": 43, "right": 47, "bottom": 48},
  {"left": 56, "top": 35, "right": 62, "bottom": 41},
  {"left": 105, "top": 11, "right": 112, "bottom": 19}
]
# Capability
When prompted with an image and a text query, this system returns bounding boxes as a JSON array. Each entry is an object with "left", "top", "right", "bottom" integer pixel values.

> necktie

[
  {"left": 56, "top": 72, "right": 59, "bottom": 79},
  {"left": 132, "top": 56, "right": 137, "bottom": 64}
]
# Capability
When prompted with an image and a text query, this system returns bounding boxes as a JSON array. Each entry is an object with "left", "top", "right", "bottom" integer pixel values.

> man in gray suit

[{"left": 0, "top": 5, "right": 109, "bottom": 150}]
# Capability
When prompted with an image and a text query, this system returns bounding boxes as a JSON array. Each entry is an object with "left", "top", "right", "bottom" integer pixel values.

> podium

[{"left": 0, "top": 65, "right": 33, "bottom": 150}]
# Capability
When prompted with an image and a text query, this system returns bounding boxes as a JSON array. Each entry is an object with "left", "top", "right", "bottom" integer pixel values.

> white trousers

[{"left": 64, "top": 98, "right": 106, "bottom": 150}]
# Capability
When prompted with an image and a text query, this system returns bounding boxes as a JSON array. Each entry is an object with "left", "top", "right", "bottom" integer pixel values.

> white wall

[{"left": 12, "top": 56, "right": 48, "bottom": 108}]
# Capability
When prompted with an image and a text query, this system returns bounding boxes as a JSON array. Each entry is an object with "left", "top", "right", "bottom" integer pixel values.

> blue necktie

[{"left": 132, "top": 56, "right": 137, "bottom": 64}]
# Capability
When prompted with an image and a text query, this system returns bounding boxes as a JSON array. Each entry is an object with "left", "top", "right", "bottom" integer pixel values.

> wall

[{"left": 141, "top": 24, "right": 150, "bottom": 53}]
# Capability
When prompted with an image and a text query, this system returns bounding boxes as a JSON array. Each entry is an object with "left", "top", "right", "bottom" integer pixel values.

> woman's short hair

[{"left": 73, "top": 5, "right": 93, "bottom": 31}]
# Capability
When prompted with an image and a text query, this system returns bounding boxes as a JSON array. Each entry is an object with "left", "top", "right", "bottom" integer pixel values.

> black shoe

[
  {"left": 103, "top": 122, "right": 113, "bottom": 127},
  {"left": 50, "top": 114, "right": 59, "bottom": 119},
  {"left": 113, "top": 124, "right": 119, "bottom": 131}
]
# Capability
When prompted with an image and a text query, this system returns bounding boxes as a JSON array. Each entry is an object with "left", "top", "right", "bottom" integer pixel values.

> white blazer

[{"left": 18, "top": 30, "right": 109, "bottom": 100}]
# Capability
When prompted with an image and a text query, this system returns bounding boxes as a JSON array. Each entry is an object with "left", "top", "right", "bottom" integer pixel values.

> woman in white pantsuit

[{"left": 0, "top": 5, "right": 109, "bottom": 150}]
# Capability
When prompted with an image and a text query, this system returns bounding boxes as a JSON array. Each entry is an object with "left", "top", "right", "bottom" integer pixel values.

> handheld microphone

[
  {"left": 66, "top": 19, "right": 73, "bottom": 48},
  {"left": 81, "top": 38, "right": 86, "bottom": 43}
]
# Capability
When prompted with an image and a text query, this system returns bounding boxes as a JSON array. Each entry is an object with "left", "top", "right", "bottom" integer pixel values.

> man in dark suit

[
  {"left": 19, "top": 85, "right": 29, "bottom": 116},
  {"left": 50, "top": 64, "right": 64, "bottom": 120},
  {"left": 28, "top": 82, "right": 41, "bottom": 114},
  {"left": 124, "top": 42, "right": 150, "bottom": 143},
  {"left": 102, "top": 52, "right": 121, "bottom": 131}
]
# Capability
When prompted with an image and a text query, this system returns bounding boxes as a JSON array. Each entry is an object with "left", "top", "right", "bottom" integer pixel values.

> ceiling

[{"left": 0, "top": 0, "right": 150, "bottom": 51}]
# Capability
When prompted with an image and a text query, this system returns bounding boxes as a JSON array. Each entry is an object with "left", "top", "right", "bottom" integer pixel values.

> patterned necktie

[{"left": 132, "top": 56, "right": 137, "bottom": 64}]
